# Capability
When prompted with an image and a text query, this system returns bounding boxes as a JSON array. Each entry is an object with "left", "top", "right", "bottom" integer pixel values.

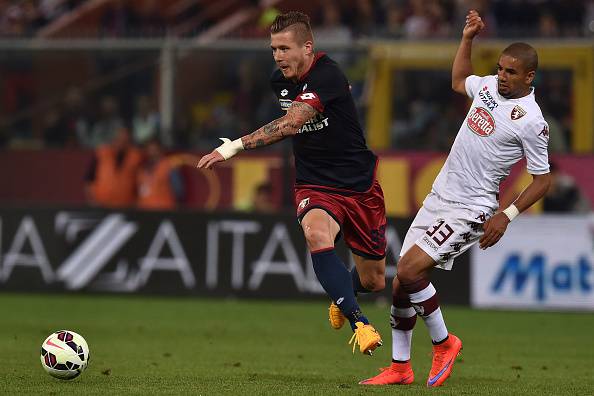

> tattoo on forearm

[{"left": 241, "top": 102, "right": 318, "bottom": 150}]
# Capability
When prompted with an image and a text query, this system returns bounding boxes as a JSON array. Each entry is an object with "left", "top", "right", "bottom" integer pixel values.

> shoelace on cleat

[
  {"left": 348, "top": 330, "right": 360, "bottom": 354},
  {"left": 349, "top": 325, "right": 378, "bottom": 354}
]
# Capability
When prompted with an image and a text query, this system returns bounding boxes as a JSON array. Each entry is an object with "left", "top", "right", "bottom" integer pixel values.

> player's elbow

[
  {"left": 287, "top": 126, "right": 301, "bottom": 136},
  {"left": 540, "top": 172, "right": 552, "bottom": 194},
  {"left": 451, "top": 79, "right": 466, "bottom": 95},
  {"left": 281, "top": 116, "right": 302, "bottom": 136},
  {"left": 533, "top": 172, "right": 552, "bottom": 198}
]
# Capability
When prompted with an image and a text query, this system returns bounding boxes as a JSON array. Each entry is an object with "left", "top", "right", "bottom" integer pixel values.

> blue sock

[
  {"left": 351, "top": 266, "right": 371, "bottom": 296},
  {"left": 311, "top": 248, "right": 368, "bottom": 331}
]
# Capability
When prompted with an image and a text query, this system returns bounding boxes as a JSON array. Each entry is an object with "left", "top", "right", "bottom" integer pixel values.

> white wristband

[
  {"left": 502, "top": 204, "right": 520, "bottom": 221},
  {"left": 214, "top": 137, "right": 244, "bottom": 160}
]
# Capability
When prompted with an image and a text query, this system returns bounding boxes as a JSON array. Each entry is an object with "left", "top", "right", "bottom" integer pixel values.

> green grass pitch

[{"left": 1, "top": 293, "right": 593, "bottom": 395}]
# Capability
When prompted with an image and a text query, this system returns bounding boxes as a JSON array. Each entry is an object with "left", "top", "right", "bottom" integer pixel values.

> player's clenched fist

[
  {"left": 479, "top": 213, "right": 510, "bottom": 249},
  {"left": 463, "top": 10, "right": 484, "bottom": 39},
  {"left": 197, "top": 137, "right": 244, "bottom": 169}
]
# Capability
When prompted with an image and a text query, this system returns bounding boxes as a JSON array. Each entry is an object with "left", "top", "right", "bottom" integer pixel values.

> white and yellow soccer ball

[{"left": 40, "top": 330, "right": 90, "bottom": 380}]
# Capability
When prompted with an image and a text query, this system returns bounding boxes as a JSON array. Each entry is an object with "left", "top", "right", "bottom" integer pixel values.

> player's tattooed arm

[
  {"left": 196, "top": 101, "right": 317, "bottom": 169},
  {"left": 241, "top": 102, "right": 317, "bottom": 149}
]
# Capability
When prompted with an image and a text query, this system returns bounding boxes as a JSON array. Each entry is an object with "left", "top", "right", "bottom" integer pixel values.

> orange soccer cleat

[
  {"left": 359, "top": 362, "right": 414, "bottom": 385},
  {"left": 328, "top": 302, "right": 346, "bottom": 329},
  {"left": 426, "top": 333, "right": 463, "bottom": 387},
  {"left": 349, "top": 322, "right": 382, "bottom": 355}
]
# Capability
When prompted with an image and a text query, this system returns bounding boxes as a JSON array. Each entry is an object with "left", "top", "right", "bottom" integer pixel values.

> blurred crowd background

[
  {"left": 1, "top": 0, "right": 592, "bottom": 39},
  {"left": 0, "top": 0, "right": 593, "bottom": 214}
]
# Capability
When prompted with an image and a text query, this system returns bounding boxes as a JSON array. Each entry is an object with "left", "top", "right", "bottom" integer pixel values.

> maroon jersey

[{"left": 271, "top": 53, "right": 377, "bottom": 192}]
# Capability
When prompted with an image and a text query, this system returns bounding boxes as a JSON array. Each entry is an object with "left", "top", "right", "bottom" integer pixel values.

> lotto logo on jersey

[
  {"left": 295, "top": 91, "right": 324, "bottom": 113},
  {"left": 299, "top": 92, "right": 317, "bottom": 100},
  {"left": 467, "top": 107, "right": 496, "bottom": 137}
]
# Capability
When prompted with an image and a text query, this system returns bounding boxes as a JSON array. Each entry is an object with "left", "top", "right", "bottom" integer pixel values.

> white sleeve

[
  {"left": 521, "top": 118, "right": 550, "bottom": 175},
  {"left": 464, "top": 75, "right": 482, "bottom": 98}
]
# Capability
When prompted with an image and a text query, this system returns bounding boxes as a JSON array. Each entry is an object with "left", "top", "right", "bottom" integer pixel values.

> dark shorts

[{"left": 294, "top": 180, "right": 387, "bottom": 260}]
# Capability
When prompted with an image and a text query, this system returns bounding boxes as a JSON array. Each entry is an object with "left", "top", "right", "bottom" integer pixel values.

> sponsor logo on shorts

[
  {"left": 467, "top": 107, "right": 496, "bottom": 137},
  {"left": 440, "top": 252, "right": 453, "bottom": 261},
  {"left": 461, "top": 231, "right": 472, "bottom": 242},
  {"left": 422, "top": 235, "right": 439, "bottom": 251},
  {"left": 298, "top": 197, "right": 310, "bottom": 210},
  {"left": 475, "top": 212, "right": 487, "bottom": 222},
  {"left": 450, "top": 241, "right": 464, "bottom": 252},
  {"left": 466, "top": 221, "right": 482, "bottom": 233},
  {"left": 412, "top": 303, "right": 424, "bottom": 316}
]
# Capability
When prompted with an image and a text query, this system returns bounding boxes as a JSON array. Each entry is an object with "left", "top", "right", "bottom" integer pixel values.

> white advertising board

[{"left": 471, "top": 215, "right": 594, "bottom": 310}]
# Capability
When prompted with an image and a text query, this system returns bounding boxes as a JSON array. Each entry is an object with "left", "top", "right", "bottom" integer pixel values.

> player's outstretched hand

[
  {"left": 197, "top": 137, "right": 243, "bottom": 169},
  {"left": 479, "top": 212, "right": 510, "bottom": 249},
  {"left": 196, "top": 145, "right": 228, "bottom": 169},
  {"left": 463, "top": 10, "right": 485, "bottom": 39},
  {"left": 197, "top": 150, "right": 225, "bottom": 170}
]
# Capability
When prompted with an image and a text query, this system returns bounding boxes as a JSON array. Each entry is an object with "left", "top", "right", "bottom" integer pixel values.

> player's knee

[
  {"left": 396, "top": 257, "right": 417, "bottom": 284},
  {"left": 361, "top": 275, "right": 385, "bottom": 292},
  {"left": 303, "top": 227, "right": 333, "bottom": 251},
  {"left": 392, "top": 275, "right": 401, "bottom": 291}
]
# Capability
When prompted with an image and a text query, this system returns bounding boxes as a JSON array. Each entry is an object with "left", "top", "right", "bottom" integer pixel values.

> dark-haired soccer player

[
  {"left": 360, "top": 10, "right": 551, "bottom": 387},
  {"left": 198, "top": 11, "right": 387, "bottom": 356}
]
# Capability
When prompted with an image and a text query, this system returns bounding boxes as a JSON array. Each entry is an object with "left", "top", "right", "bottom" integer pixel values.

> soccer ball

[{"left": 40, "top": 330, "right": 90, "bottom": 380}]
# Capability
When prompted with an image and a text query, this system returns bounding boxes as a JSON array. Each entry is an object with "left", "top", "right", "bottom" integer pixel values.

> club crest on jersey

[
  {"left": 467, "top": 107, "right": 496, "bottom": 137},
  {"left": 511, "top": 105, "right": 527, "bottom": 120},
  {"left": 298, "top": 197, "right": 310, "bottom": 210},
  {"left": 280, "top": 89, "right": 288, "bottom": 97}
]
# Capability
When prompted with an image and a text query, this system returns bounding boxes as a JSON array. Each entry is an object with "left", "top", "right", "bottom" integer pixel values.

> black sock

[
  {"left": 311, "top": 248, "right": 368, "bottom": 330},
  {"left": 391, "top": 359, "right": 410, "bottom": 364},
  {"left": 432, "top": 335, "right": 449, "bottom": 345}
]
